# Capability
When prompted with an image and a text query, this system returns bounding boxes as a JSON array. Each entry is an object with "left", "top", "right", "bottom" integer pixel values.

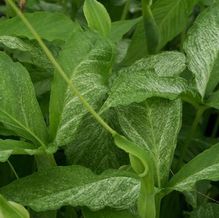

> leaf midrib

[{"left": 0, "top": 109, "right": 46, "bottom": 148}]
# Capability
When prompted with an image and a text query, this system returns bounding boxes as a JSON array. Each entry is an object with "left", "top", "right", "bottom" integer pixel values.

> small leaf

[
  {"left": 83, "top": 0, "right": 111, "bottom": 36},
  {"left": 168, "top": 143, "right": 219, "bottom": 193},
  {"left": 0, "top": 53, "right": 48, "bottom": 147},
  {"left": 103, "top": 52, "right": 187, "bottom": 110},
  {"left": 0, "top": 12, "right": 80, "bottom": 41},
  {"left": 49, "top": 31, "right": 113, "bottom": 146},
  {"left": 184, "top": 3, "right": 219, "bottom": 98},
  {"left": 0, "top": 139, "right": 40, "bottom": 162},
  {"left": 0, "top": 166, "right": 140, "bottom": 212},
  {"left": 0, "top": 194, "right": 30, "bottom": 218},
  {"left": 110, "top": 18, "right": 140, "bottom": 43},
  {"left": 117, "top": 98, "right": 182, "bottom": 185}
]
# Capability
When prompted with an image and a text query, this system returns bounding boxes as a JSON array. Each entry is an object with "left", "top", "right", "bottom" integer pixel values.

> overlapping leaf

[
  {"left": 0, "top": 139, "right": 40, "bottom": 162},
  {"left": 0, "top": 52, "right": 48, "bottom": 147},
  {"left": 49, "top": 31, "right": 114, "bottom": 146},
  {"left": 190, "top": 203, "right": 219, "bottom": 218},
  {"left": 0, "top": 12, "right": 80, "bottom": 41},
  {"left": 117, "top": 98, "right": 182, "bottom": 185},
  {"left": 184, "top": 3, "right": 219, "bottom": 98},
  {"left": 0, "top": 166, "right": 140, "bottom": 211},
  {"left": 168, "top": 143, "right": 219, "bottom": 192},
  {"left": 103, "top": 52, "right": 187, "bottom": 110}
]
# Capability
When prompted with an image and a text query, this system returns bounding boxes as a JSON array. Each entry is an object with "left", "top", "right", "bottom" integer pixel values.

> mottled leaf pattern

[
  {"left": 49, "top": 31, "right": 113, "bottom": 146},
  {"left": 117, "top": 98, "right": 182, "bottom": 185},
  {"left": 0, "top": 166, "right": 140, "bottom": 211},
  {"left": 184, "top": 3, "right": 219, "bottom": 97},
  {"left": 190, "top": 203, "right": 219, "bottom": 218},
  {"left": 0, "top": 52, "right": 48, "bottom": 147},
  {"left": 103, "top": 52, "right": 187, "bottom": 110}
]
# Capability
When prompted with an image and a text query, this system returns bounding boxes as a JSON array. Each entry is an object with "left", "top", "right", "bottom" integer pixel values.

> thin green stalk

[
  {"left": 176, "top": 106, "right": 206, "bottom": 170},
  {"left": 121, "top": 0, "right": 130, "bottom": 20},
  {"left": 7, "top": 160, "right": 19, "bottom": 179},
  {"left": 6, "top": 0, "right": 116, "bottom": 137}
]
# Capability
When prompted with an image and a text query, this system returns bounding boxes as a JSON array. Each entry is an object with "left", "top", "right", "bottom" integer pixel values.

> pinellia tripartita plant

[{"left": 1, "top": 0, "right": 219, "bottom": 217}]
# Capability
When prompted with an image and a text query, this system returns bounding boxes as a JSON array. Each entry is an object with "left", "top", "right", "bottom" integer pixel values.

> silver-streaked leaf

[
  {"left": 117, "top": 98, "right": 182, "bottom": 185},
  {"left": 190, "top": 203, "right": 219, "bottom": 218},
  {"left": 184, "top": 3, "right": 219, "bottom": 98},
  {"left": 0, "top": 166, "right": 140, "bottom": 212},
  {"left": 0, "top": 52, "right": 48, "bottom": 147},
  {"left": 49, "top": 31, "right": 113, "bottom": 146},
  {"left": 103, "top": 52, "right": 187, "bottom": 110}
]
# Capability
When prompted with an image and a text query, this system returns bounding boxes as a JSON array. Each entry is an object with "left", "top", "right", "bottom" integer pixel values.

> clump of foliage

[{"left": 0, "top": 0, "right": 219, "bottom": 217}]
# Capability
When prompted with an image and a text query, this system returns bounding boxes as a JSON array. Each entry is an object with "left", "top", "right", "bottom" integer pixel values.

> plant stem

[
  {"left": 121, "top": 0, "right": 130, "bottom": 20},
  {"left": 138, "top": 173, "right": 156, "bottom": 218},
  {"left": 7, "top": 160, "right": 19, "bottom": 179},
  {"left": 176, "top": 106, "right": 206, "bottom": 170},
  {"left": 6, "top": 0, "right": 116, "bottom": 137}
]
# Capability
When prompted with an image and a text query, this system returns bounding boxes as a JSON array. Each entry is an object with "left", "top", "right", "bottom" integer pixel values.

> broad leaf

[
  {"left": 0, "top": 166, "right": 140, "bottom": 211},
  {"left": 152, "top": 0, "right": 199, "bottom": 49},
  {"left": 0, "top": 194, "right": 30, "bottom": 218},
  {"left": 0, "top": 12, "right": 80, "bottom": 41},
  {"left": 168, "top": 143, "right": 219, "bottom": 192},
  {"left": 0, "top": 139, "right": 40, "bottom": 162},
  {"left": 117, "top": 98, "right": 182, "bottom": 185},
  {"left": 82, "top": 207, "right": 139, "bottom": 218},
  {"left": 184, "top": 3, "right": 219, "bottom": 98},
  {"left": 123, "top": 0, "right": 198, "bottom": 64},
  {"left": 83, "top": 0, "right": 111, "bottom": 36},
  {"left": 65, "top": 112, "right": 128, "bottom": 173},
  {"left": 49, "top": 31, "right": 113, "bottom": 146},
  {"left": 103, "top": 52, "right": 187, "bottom": 110},
  {"left": 190, "top": 203, "right": 219, "bottom": 218},
  {"left": 0, "top": 53, "right": 48, "bottom": 147}
]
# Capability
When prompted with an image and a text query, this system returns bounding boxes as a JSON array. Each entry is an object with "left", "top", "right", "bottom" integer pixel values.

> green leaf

[
  {"left": 65, "top": 112, "right": 127, "bottom": 173},
  {"left": 82, "top": 207, "right": 139, "bottom": 218},
  {"left": 117, "top": 98, "right": 182, "bottom": 186},
  {"left": 190, "top": 203, "right": 219, "bottom": 218},
  {"left": 103, "top": 52, "right": 187, "bottom": 110},
  {"left": 49, "top": 31, "right": 113, "bottom": 146},
  {"left": 184, "top": 3, "right": 219, "bottom": 98},
  {"left": 123, "top": 0, "right": 198, "bottom": 64},
  {"left": 0, "top": 12, "right": 80, "bottom": 41},
  {"left": 0, "top": 194, "right": 30, "bottom": 218},
  {"left": 83, "top": 0, "right": 111, "bottom": 36},
  {"left": 206, "top": 90, "right": 219, "bottom": 109},
  {"left": 0, "top": 139, "right": 40, "bottom": 162},
  {"left": 0, "top": 166, "right": 140, "bottom": 212},
  {"left": 168, "top": 143, "right": 219, "bottom": 193},
  {"left": 110, "top": 18, "right": 140, "bottom": 43},
  {"left": 152, "top": 0, "right": 199, "bottom": 49},
  {"left": 0, "top": 52, "right": 48, "bottom": 147}
]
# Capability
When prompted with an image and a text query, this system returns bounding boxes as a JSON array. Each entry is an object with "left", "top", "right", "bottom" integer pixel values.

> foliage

[{"left": 1, "top": 0, "right": 219, "bottom": 218}]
